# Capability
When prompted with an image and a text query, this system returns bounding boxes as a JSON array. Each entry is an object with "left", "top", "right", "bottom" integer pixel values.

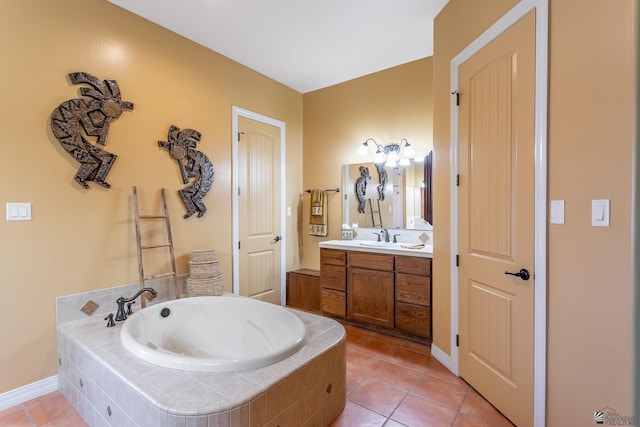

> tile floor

[
  {"left": 0, "top": 391, "right": 86, "bottom": 426},
  {"left": 0, "top": 323, "right": 513, "bottom": 427},
  {"left": 330, "top": 323, "right": 514, "bottom": 426}
]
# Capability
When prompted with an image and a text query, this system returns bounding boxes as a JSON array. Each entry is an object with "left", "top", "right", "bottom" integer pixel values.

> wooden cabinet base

[
  {"left": 286, "top": 269, "right": 321, "bottom": 313},
  {"left": 327, "top": 315, "right": 432, "bottom": 345}
]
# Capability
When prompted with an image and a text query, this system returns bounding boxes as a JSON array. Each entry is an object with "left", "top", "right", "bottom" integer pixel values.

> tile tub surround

[
  {"left": 56, "top": 275, "right": 187, "bottom": 325},
  {"left": 57, "top": 306, "right": 346, "bottom": 426}
]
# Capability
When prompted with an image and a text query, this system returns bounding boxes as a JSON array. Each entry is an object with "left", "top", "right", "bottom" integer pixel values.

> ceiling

[{"left": 107, "top": 0, "right": 448, "bottom": 93}]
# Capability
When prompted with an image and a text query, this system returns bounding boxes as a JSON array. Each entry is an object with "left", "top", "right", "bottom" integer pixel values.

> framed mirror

[{"left": 342, "top": 151, "right": 433, "bottom": 230}]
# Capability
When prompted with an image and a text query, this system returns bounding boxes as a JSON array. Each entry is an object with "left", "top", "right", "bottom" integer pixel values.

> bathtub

[
  {"left": 58, "top": 288, "right": 346, "bottom": 426},
  {"left": 121, "top": 296, "right": 307, "bottom": 372}
]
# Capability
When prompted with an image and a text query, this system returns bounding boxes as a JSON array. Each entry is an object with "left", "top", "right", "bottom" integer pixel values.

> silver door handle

[{"left": 273, "top": 235, "right": 282, "bottom": 242}]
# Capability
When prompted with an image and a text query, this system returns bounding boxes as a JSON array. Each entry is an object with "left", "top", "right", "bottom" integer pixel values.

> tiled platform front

[{"left": 57, "top": 306, "right": 346, "bottom": 427}]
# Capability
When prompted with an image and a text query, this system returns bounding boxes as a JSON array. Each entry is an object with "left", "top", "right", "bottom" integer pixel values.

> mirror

[{"left": 342, "top": 153, "right": 432, "bottom": 230}]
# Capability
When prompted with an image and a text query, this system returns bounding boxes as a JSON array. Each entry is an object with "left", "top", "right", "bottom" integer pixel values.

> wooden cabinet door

[
  {"left": 347, "top": 267, "right": 394, "bottom": 327},
  {"left": 286, "top": 270, "right": 321, "bottom": 312}
]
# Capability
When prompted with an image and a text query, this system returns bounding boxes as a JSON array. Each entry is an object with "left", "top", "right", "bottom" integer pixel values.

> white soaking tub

[{"left": 120, "top": 295, "right": 307, "bottom": 372}]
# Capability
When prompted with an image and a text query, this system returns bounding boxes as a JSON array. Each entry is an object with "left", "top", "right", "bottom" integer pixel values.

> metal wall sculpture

[
  {"left": 51, "top": 72, "right": 133, "bottom": 189},
  {"left": 355, "top": 165, "right": 370, "bottom": 214},
  {"left": 375, "top": 163, "right": 388, "bottom": 201},
  {"left": 158, "top": 125, "right": 214, "bottom": 218}
]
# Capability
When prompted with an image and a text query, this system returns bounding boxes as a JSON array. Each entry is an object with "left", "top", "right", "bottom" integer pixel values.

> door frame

[
  {"left": 231, "top": 106, "right": 287, "bottom": 304},
  {"left": 447, "top": 1, "right": 548, "bottom": 426}
]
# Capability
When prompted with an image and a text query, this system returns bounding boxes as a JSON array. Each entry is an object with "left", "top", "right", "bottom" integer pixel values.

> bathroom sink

[{"left": 358, "top": 241, "right": 401, "bottom": 248}]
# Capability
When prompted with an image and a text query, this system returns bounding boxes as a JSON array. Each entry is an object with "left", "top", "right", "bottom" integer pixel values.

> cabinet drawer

[
  {"left": 321, "top": 249, "right": 346, "bottom": 266},
  {"left": 396, "top": 303, "right": 431, "bottom": 338},
  {"left": 321, "top": 289, "right": 346, "bottom": 317},
  {"left": 395, "top": 256, "right": 431, "bottom": 276},
  {"left": 347, "top": 251, "right": 394, "bottom": 271},
  {"left": 321, "top": 264, "right": 346, "bottom": 291},
  {"left": 396, "top": 273, "right": 431, "bottom": 306}
]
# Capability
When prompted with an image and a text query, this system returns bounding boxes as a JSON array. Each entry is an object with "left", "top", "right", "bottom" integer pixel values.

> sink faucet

[
  {"left": 380, "top": 228, "right": 390, "bottom": 243},
  {"left": 115, "top": 287, "right": 157, "bottom": 321}
]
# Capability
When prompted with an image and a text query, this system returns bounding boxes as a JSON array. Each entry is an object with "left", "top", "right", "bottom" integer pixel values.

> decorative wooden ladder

[
  {"left": 132, "top": 186, "right": 180, "bottom": 307},
  {"left": 368, "top": 198, "right": 383, "bottom": 228}
]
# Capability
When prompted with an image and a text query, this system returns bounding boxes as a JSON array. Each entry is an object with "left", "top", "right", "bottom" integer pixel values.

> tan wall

[
  {"left": 301, "top": 58, "right": 434, "bottom": 270},
  {"left": 0, "top": 0, "right": 303, "bottom": 393},
  {"left": 546, "top": 0, "right": 635, "bottom": 422},
  {"left": 433, "top": 0, "right": 635, "bottom": 423}
]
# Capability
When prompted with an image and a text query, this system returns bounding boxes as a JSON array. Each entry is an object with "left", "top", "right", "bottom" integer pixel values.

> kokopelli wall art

[
  {"left": 51, "top": 72, "right": 133, "bottom": 189},
  {"left": 158, "top": 125, "right": 214, "bottom": 218}
]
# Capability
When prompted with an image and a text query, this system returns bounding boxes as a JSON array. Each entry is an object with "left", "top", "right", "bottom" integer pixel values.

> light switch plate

[
  {"left": 6, "top": 202, "right": 31, "bottom": 221},
  {"left": 550, "top": 200, "right": 565, "bottom": 224},
  {"left": 591, "top": 199, "right": 610, "bottom": 227}
]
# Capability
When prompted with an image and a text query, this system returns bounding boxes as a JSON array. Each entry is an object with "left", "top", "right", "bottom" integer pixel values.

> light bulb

[
  {"left": 403, "top": 143, "right": 416, "bottom": 158},
  {"left": 374, "top": 148, "right": 386, "bottom": 164},
  {"left": 388, "top": 150, "right": 399, "bottom": 162},
  {"left": 385, "top": 158, "right": 398, "bottom": 168},
  {"left": 357, "top": 142, "right": 369, "bottom": 156}
]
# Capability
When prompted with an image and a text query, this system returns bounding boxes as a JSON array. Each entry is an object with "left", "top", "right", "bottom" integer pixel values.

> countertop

[{"left": 319, "top": 239, "right": 433, "bottom": 258}]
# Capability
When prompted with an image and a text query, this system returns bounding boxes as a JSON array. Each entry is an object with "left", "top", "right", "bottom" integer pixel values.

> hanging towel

[{"left": 309, "top": 189, "right": 328, "bottom": 236}]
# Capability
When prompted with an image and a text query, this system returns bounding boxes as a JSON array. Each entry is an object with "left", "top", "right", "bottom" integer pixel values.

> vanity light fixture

[{"left": 357, "top": 138, "right": 418, "bottom": 168}]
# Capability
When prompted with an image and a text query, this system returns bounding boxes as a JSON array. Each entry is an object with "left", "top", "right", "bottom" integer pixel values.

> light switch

[
  {"left": 592, "top": 199, "right": 610, "bottom": 227},
  {"left": 550, "top": 200, "right": 565, "bottom": 224},
  {"left": 6, "top": 203, "right": 32, "bottom": 221}
]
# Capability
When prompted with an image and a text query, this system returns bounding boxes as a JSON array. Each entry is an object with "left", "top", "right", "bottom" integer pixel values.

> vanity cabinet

[{"left": 320, "top": 248, "right": 432, "bottom": 340}]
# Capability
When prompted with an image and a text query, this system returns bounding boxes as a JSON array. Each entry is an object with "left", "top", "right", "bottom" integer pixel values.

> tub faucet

[{"left": 115, "top": 287, "right": 157, "bottom": 321}]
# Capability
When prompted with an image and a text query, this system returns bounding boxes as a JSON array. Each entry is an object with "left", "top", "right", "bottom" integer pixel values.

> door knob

[
  {"left": 273, "top": 235, "right": 282, "bottom": 242},
  {"left": 504, "top": 268, "right": 530, "bottom": 281}
]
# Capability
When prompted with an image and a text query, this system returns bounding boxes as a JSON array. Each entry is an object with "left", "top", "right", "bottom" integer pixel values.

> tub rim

[{"left": 120, "top": 295, "right": 308, "bottom": 372}]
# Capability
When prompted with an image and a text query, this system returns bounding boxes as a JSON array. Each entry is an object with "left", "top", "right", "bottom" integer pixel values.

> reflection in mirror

[{"left": 342, "top": 157, "right": 432, "bottom": 230}]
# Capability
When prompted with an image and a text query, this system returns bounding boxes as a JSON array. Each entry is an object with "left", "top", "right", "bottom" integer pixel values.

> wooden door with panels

[
  {"left": 238, "top": 116, "right": 282, "bottom": 305},
  {"left": 457, "top": 11, "right": 536, "bottom": 426}
]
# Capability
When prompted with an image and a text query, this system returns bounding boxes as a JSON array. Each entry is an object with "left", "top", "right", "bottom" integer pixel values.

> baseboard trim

[
  {"left": 0, "top": 376, "right": 58, "bottom": 411},
  {"left": 431, "top": 344, "right": 456, "bottom": 374}
]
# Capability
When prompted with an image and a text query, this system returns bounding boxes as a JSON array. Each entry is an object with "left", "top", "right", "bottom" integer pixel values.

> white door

[
  {"left": 237, "top": 114, "right": 283, "bottom": 305},
  {"left": 457, "top": 10, "right": 536, "bottom": 426}
]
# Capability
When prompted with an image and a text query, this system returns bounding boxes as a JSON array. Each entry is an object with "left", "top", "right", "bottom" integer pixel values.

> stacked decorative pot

[{"left": 185, "top": 249, "right": 223, "bottom": 296}]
